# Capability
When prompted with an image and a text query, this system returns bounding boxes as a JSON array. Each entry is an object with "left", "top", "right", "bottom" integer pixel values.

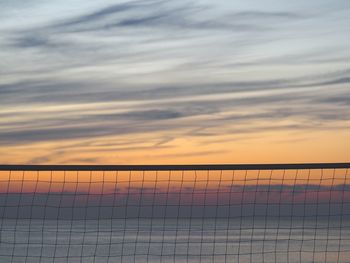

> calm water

[{"left": 0, "top": 219, "right": 349, "bottom": 263}]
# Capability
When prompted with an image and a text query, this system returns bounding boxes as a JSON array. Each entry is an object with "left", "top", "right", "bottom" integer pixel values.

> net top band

[{"left": 0, "top": 163, "right": 349, "bottom": 171}]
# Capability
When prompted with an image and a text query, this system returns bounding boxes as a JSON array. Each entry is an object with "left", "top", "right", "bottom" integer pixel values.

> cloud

[
  {"left": 117, "top": 109, "right": 182, "bottom": 120},
  {"left": 231, "top": 11, "right": 301, "bottom": 19},
  {"left": 48, "top": 0, "right": 264, "bottom": 33},
  {"left": 1, "top": 70, "right": 350, "bottom": 147},
  {"left": 12, "top": 35, "right": 50, "bottom": 48},
  {"left": 317, "top": 95, "right": 350, "bottom": 105},
  {"left": 56, "top": 2, "right": 137, "bottom": 27},
  {"left": 314, "top": 77, "right": 350, "bottom": 87}
]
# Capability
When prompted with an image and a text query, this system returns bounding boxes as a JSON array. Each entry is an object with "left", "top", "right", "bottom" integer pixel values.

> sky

[{"left": 0, "top": 0, "right": 349, "bottom": 164}]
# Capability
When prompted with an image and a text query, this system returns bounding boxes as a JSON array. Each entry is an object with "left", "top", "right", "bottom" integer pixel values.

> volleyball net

[{"left": 0, "top": 163, "right": 349, "bottom": 262}]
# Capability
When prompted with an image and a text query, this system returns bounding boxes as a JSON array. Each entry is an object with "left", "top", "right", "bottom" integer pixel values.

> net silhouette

[{"left": 0, "top": 163, "right": 349, "bottom": 263}]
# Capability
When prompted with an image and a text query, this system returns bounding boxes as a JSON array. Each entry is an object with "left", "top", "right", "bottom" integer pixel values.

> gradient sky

[{"left": 0, "top": 0, "right": 349, "bottom": 164}]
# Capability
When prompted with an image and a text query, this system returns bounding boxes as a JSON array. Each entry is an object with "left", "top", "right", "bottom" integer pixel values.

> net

[{"left": 0, "top": 163, "right": 349, "bottom": 263}]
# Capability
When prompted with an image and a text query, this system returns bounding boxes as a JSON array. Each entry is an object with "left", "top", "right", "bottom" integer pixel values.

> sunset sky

[{"left": 0, "top": 0, "right": 349, "bottom": 164}]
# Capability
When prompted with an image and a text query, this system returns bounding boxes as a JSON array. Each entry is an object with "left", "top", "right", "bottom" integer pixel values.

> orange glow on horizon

[{"left": 1, "top": 169, "right": 348, "bottom": 194}]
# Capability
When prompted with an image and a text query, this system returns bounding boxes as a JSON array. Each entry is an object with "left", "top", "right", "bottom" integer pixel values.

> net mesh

[{"left": 0, "top": 165, "right": 349, "bottom": 262}]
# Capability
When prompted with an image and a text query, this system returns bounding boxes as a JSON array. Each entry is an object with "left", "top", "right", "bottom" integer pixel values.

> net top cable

[{"left": 0, "top": 163, "right": 349, "bottom": 171}]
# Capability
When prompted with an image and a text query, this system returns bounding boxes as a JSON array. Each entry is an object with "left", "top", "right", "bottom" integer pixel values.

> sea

[{"left": 0, "top": 218, "right": 349, "bottom": 263}]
